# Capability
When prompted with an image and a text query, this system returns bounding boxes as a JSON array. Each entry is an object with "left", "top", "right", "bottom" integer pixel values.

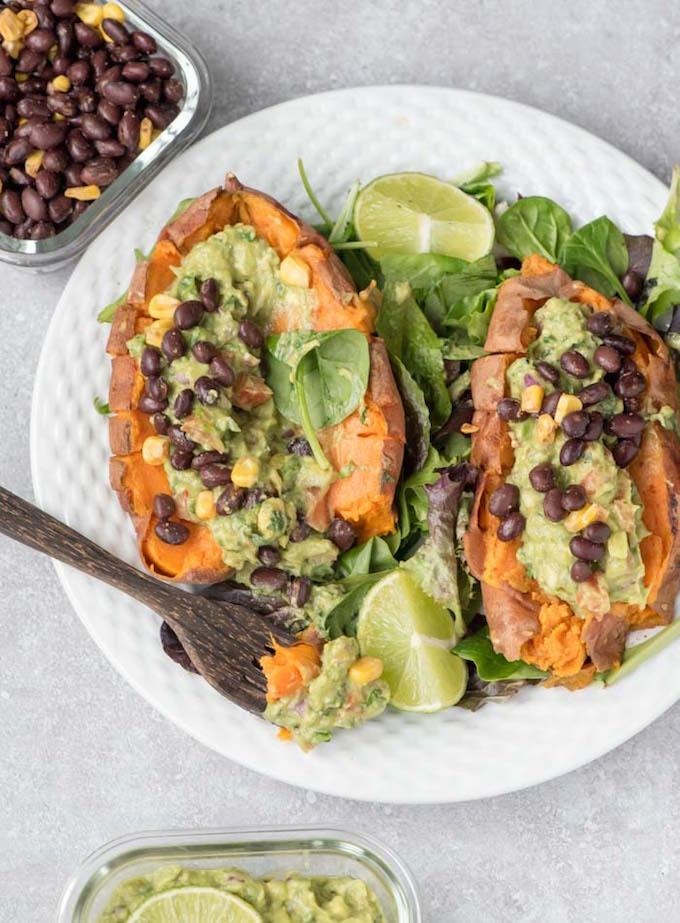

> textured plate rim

[{"left": 30, "top": 84, "right": 676, "bottom": 804}]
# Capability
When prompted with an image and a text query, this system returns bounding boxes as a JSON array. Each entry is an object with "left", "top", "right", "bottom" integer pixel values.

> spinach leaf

[
  {"left": 454, "top": 626, "right": 546, "bottom": 681},
  {"left": 324, "top": 573, "right": 384, "bottom": 639},
  {"left": 97, "top": 291, "right": 125, "bottom": 324},
  {"left": 560, "top": 216, "right": 632, "bottom": 305},
  {"left": 377, "top": 281, "right": 451, "bottom": 428},
  {"left": 389, "top": 355, "right": 430, "bottom": 473},
  {"left": 337, "top": 535, "right": 399, "bottom": 578},
  {"left": 93, "top": 396, "right": 110, "bottom": 415},
  {"left": 380, "top": 252, "right": 470, "bottom": 292},
  {"left": 496, "top": 195, "right": 573, "bottom": 261}
]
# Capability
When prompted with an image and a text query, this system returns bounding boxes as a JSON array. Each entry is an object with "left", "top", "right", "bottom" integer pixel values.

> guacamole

[
  {"left": 265, "top": 637, "right": 390, "bottom": 750},
  {"left": 505, "top": 297, "right": 649, "bottom": 617},
  {"left": 97, "top": 864, "right": 385, "bottom": 922}
]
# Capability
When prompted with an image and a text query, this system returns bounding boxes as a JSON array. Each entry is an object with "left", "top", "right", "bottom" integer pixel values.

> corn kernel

[
  {"left": 16, "top": 9, "right": 38, "bottom": 34},
  {"left": 50, "top": 74, "right": 71, "bottom": 93},
  {"left": 53, "top": 112, "right": 65, "bottom": 122},
  {"left": 47, "top": 44, "right": 58, "bottom": 61},
  {"left": 142, "top": 435, "right": 169, "bottom": 466},
  {"left": 0, "top": 179, "right": 3, "bottom": 195},
  {"left": 231, "top": 456, "right": 260, "bottom": 488},
  {"left": 535, "top": 413, "right": 557, "bottom": 444},
  {"left": 102, "top": 2, "right": 125, "bottom": 21},
  {"left": 75, "top": 3, "right": 103, "bottom": 26},
  {"left": 521, "top": 384, "right": 544, "bottom": 414},
  {"left": 144, "top": 317, "right": 174, "bottom": 348},
  {"left": 0, "top": 9, "right": 25, "bottom": 43},
  {"left": 279, "top": 253, "right": 311, "bottom": 288},
  {"left": 24, "top": 149, "right": 44, "bottom": 178},
  {"left": 148, "top": 293, "right": 180, "bottom": 320},
  {"left": 554, "top": 393, "right": 583, "bottom": 426},
  {"left": 277, "top": 727, "right": 293, "bottom": 742},
  {"left": 195, "top": 490, "right": 216, "bottom": 521},
  {"left": 64, "top": 184, "right": 101, "bottom": 201},
  {"left": 564, "top": 503, "right": 609, "bottom": 534},
  {"left": 460, "top": 422, "right": 479, "bottom": 434},
  {"left": 3, "top": 39, "right": 23, "bottom": 60},
  {"left": 138, "top": 116, "right": 153, "bottom": 150},
  {"left": 348, "top": 656, "right": 384, "bottom": 685},
  {"left": 15, "top": 71, "right": 28, "bottom": 83}
]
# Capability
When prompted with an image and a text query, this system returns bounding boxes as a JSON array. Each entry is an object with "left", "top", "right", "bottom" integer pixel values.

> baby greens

[
  {"left": 496, "top": 195, "right": 573, "bottom": 261},
  {"left": 561, "top": 216, "right": 632, "bottom": 305},
  {"left": 641, "top": 166, "right": 680, "bottom": 323},
  {"left": 454, "top": 626, "right": 547, "bottom": 681}
]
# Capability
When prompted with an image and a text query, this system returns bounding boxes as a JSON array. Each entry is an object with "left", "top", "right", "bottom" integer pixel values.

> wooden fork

[{"left": 0, "top": 486, "right": 293, "bottom": 715}]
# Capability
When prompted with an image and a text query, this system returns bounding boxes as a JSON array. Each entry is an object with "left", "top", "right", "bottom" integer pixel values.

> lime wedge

[
  {"left": 128, "top": 888, "right": 263, "bottom": 923},
  {"left": 357, "top": 570, "right": 467, "bottom": 712},
  {"left": 354, "top": 172, "right": 494, "bottom": 261}
]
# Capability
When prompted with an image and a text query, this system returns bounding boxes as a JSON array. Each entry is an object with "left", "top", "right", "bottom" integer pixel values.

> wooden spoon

[{"left": 0, "top": 486, "right": 293, "bottom": 715}]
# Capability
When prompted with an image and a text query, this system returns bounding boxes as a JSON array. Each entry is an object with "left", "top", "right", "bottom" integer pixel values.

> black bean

[
  {"left": 614, "top": 370, "right": 645, "bottom": 399},
  {"left": 31, "top": 220, "right": 55, "bottom": 239},
  {"left": 561, "top": 410, "right": 589, "bottom": 438},
  {"left": 167, "top": 425, "right": 195, "bottom": 451},
  {"left": 622, "top": 269, "right": 643, "bottom": 301},
  {"left": 290, "top": 521, "right": 311, "bottom": 543},
  {"left": 603, "top": 333, "right": 635, "bottom": 356},
  {"left": 8, "top": 167, "right": 31, "bottom": 188},
  {"left": 122, "top": 60, "right": 149, "bottom": 83},
  {"left": 562, "top": 484, "right": 586, "bottom": 511},
  {"left": 192, "top": 340, "right": 217, "bottom": 364},
  {"left": 64, "top": 162, "right": 83, "bottom": 185},
  {"left": 17, "top": 96, "right": 50, "bottom": 120},
  {"left": 42, "top": 146, "right": 69, "bottom": 172},
  {"left": 195, "top": 376, "right": 221, "bottom": 406},
  {"left": 621, "top": 356, "right": 638, "bottom": 375},
  {"left": 191, "top": 451, "right": 228, "bottom": 469},
  {"left": 560, "top": 438, "right": 585, "bottom": 466},
  {"left": 4, "top": 137, "right": 31, "bottom": 165},
  {"left": 0, "top": 50, "right": 11, "bottom": 79},
  {"left": 0, "top": 219, "right": 11, "bottom": 235},
  {"left": 102, "top": 18, "right": 129, "bottom": 44},
  {"left": 139, "top": 78, "right": 161, "bottom": 103},
  {"left": 209, "top": 356, "right": 235, "bottom": 387},
  {"left": 169, "top": 447, "right": 193, "bottom": 470},
  {"left": 257, "top": 545, "right": 281, "bottom": 566},
  {"left": 289, "top": 575, "right": 312, "bottom": 608},
  {"left": 131, "top": 30, "right": 157, "bottom": 54},
  {"left": 102, "top": 80, "right": 138, "bottom": 107},
  {"left": 97, "top": 98, "right": 121, "bottom": 125},
  {"left": 66, "top": 129, "right": 94, "bottom": 162},
  {"left": 110, "top": 43, "right": 139, "bottom": 64},
  {"left": 288, "top": 436, "right": 312, "bottom": 457},
  {"left": 497, "top": 511, "right": 526, "bottom": 542},
  {"left": 51, "top": 0, "right": 75, "bottom": 15},
  {"left": 0, "top": 77, "right": 18, "bottom": 101},
  {"left": 594, "top": 344, "right": 622, "bottom": 374},
  {"left": 81, "top": 156, "right": 118, "bottom": 186},
  {"left": 216, "top": 484, "right": 245, "bottom": 515},
  {"left": 541, "top": 390, "right": 562, "bottom": 417},
  {"left": 17, "top": 50, "right": 45, "bottom": 75},
  {"left": 535, "top": 360, "right": 560, "bottom": 385},
  {"left": 586, "top": 311, "right": 613, "bottom": 336},
  {"left": 163, "top": 77, "right": 184, "bottom": 105},
  {"left": 67, "top": 58, "right": 90, "bottom": 86},
  {"left": 72, "top": 200, "right": 88, "bottom": 219},
  {"left": 137, "top": 393, "right": 167, "bottom": 414},
  {"left": 75, "top": 86, "right": 97, "bottom": 113},
  {"left": 560, "top": 349, "right": 590, "bottom": 379},
  {"left": 150, "top": 413, "right": 169, "bottom": 435},
  {"left": 609, "top": 412, "right": 645, "bottom": 439},
  {"left": 174, "top": 299, "right": 203, "bottom": 330},
  {"left": 0, "top": 116, "right": 9, "bottom": 144},
  {"left": 21, "top": 187, "right": 47, "bottom": 222},
  {"left": 613, "top": 439, "right": 640, "bottom": 468},
  {"left": 153, "top": 493, "right": 176, "bottom": 520},
  {"left": 34, "top": 3, "right": 57, "bottom": 29},
  {"left": 623, "top": 395, "right": 643, "bottom": 414},
  {"left": 169, "top": 389, "right": 192, "bottom": 422},
  {"left": 145, "top": 377, "right": 168, "bottom": 403},
  {"left": 544, "top": 489, "right": 566, "bottom": 523},
  {"left": 199, "top": 464, "right": 232, "bottom": 489},
  {"left": 74, "top": 21, "right": 102, "bottom": 48},
  {"left": 1, "top": 189, "right": 25, "bottom": 224},
  {"left": 48, "top": 194, "right": 72, "bottom": 224},
  {"left": 529, "top": 462, "right": 555, "bottom": 493},
  {"left": 155, "top": 519, "right": 189, "bottom": 545},
  {"left": 14, "top": 218, "right": 34, "bottom": 240},
  {"left": 327, "top": 518, "right": 356, "bottom": 551},
  {"left": 55, "top": 19, "right": 73, "bottom": 54},
  {"left": 497, "top": 398, "right": 522, "bottom": 421},
  {"left": 489, "top": 483, "right": 520, "bottom": 517},
  {"left": 250, "top": 566, "right": 288, "bottom": 591},
  {"left": 583, "top": 521, "right": 611, "bottom": 544},
  {"left": 33, "top": 168, "right": 60, "bottom": 199},
  {"left": 139, "top": 346, "right": 162, "bottom": 378},
  {"left": 161, "top": 327, "right": 185, "bottom": 361},
  {"left": 570, "top": 536, "right": 605, "bottom": 563},
  {"left": 95, "top": 138, "right": 126, "bottom": 158},
  {"left": 571, "top": 560, "right": 593, "bottom": 583},
  {"left": 117, "top": 109, "right": 139, "bottom": 149},
  {"left": 144, "top": 102, "right": 176, "bottom": 129},
  {"left": 583, "top": 412, "right": 604, "bottom": 442},
  {"left": 148, "top": 56, "right": 174, "bottom": 79},
  {"left": 26, "top": 27, "right": 57, "bottom": 53},
  {"left": 578, "top": 380, "right": 611, "bottom": 407},
  {"left": 238, "top": 318, "right": 264, "bottom": 349},
  {"left": 80, "top": 112, "right": 110, "bottom": 141},
  {"left": 200, "top": 277, "right": 219, "bottom": 312}
]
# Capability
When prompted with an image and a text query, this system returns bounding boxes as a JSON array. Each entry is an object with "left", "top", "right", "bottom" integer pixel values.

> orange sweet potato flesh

[
  {"left": 108, "top": 173, "right": 405, "bottom": 582},
  {"left": 464, "top": 255, "right": 680, "bottom": 679}
]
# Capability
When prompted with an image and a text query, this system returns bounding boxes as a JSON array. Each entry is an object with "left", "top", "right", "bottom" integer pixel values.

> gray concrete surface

[{"left": 2, "top": 2, "right": 679, "bottom": 920}]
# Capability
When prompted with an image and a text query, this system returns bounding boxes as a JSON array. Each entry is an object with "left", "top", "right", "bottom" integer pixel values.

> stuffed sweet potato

[
  {"left": 107, "top": 173, "right": 405, "bottom": 585},
  {"left": 464, "top": 254, "right": 680, "bottom": 682}
]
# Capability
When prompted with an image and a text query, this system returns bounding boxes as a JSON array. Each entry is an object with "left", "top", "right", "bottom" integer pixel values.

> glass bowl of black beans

[{"left": 0, "top": 0, "right": 211, "bottom": 269}]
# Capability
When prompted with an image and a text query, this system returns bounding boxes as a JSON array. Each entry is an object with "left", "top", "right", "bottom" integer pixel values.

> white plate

[{"left": 31, "top": 86, "right": 676, "bottom": 803}]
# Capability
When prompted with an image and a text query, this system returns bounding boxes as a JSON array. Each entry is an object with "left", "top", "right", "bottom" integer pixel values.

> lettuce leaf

[
  {"left": 454, "top": 625, "right": 546, "bottom": 681},
  {"left": 641, "top": 166, "right": 680, "bottom": 324}
]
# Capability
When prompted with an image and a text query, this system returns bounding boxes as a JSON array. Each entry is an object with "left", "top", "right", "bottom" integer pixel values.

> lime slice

[
  {"left": 353, "top": 172, "right": 494, "bottom": 261},
  {"left": 357, "top": 570, "right": 467, "bottom": 712},
  {"left": 128, "top": 888, "right": 263, "bottom": 923}
]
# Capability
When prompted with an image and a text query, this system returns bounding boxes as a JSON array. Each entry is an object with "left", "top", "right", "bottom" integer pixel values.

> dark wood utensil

[{"left": 0, "top": 486, "right": 293, "bottom": 715}]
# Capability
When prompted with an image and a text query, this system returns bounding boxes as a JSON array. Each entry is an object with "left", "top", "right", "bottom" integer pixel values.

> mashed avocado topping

[
  {"left": 505, "top": 297, "right": 649, "bottom": 618},
  {"left": 265, "top": 637, "right": 390, "bottom": 750},
  {"left": 97, "top": 864, "right": 385, "bottom": 922}
]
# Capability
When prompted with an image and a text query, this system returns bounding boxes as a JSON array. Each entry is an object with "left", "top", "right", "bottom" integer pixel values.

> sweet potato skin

[
  {"left": 468, "top": 257, "right": 680, "bottom": 676},
  {"left": 108, "top": 173, "right": 404, "bottom": 583}
]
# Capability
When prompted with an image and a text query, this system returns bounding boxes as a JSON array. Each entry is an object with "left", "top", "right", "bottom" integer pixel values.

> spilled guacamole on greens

[
  {"left": 97, "top": 864, "right": 385, "bottom": 922},
  {"left": 506, "top": 297, "right": 649, "bottom": 617}
]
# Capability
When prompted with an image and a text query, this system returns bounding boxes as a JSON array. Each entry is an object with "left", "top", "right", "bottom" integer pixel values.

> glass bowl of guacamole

[{"left": 57, "top": 826, "right": 421, "bottom": 923}]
